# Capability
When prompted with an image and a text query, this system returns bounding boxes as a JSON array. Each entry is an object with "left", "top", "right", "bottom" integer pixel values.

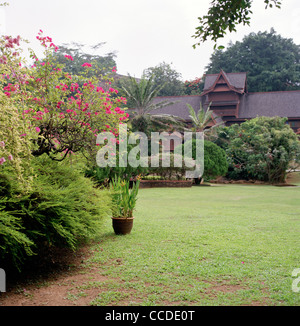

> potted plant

[{"left": 109, "top": 176, "right": 140, "bottom": 235}]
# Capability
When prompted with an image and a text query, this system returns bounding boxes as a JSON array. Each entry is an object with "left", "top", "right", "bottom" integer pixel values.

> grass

[{"left": 81, "top": 174, "right": 300, "bottom": 306}]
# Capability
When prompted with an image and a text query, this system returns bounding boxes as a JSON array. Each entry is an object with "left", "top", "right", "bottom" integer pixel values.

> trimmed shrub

[
  {"left": 177, "top": 139, "right": 228, "bottom": 181},
  {"left": 203, "top": 140, "right": 228, "bottom": 180}
]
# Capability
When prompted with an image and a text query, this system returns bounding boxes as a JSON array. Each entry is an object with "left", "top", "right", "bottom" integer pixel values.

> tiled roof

[
  {"left": 150, "top": 95, "right": 204, "bottom": 120},
  {"left": 149, "top": 71, "right": 300, "bottom": 122},
  {"left": 203, "top": 72, "right": 247, "bottom": 92},
  {"left": 239, "top": 91, "right": 300, "bottom": 118},
  {"left": 150, "top": 90, "right": 300, "bottom": 121}
]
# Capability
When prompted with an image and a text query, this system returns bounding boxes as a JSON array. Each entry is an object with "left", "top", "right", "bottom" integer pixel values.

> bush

[
  {"left": 85, "top": 164, "right": 148, "bottom": 186},
  {"left": 148, "top": 152, "right": 195, "bottom": 180},
  {"left": 223, "top": 117, "right": 300, "bottom": 183},
  {"left": 177, "top": 139, "right": 228, "bottom": 181},
  {"left": 0, "top": 156, "right": 111, "bottom": 271},
  {"left": 85, "top": 141, "right": 149, "bottom": 185}
]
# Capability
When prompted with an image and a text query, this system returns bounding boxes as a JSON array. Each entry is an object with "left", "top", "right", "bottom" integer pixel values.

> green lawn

[{"left": 86, "top": 179, "right": 300, "bottom": 306}]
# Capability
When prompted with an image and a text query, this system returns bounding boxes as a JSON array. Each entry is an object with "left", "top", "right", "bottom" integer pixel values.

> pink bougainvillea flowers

[
  {"left": 64, "top": 54, "right": 74, "bottom": 61},
  {"left": 82, "top": 62, "right": 92, "bottom": 68}
]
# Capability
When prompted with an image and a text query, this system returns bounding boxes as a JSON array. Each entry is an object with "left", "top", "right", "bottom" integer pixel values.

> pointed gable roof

[{"left": 202, "top": 70, "right": 247, "bottom": 95}]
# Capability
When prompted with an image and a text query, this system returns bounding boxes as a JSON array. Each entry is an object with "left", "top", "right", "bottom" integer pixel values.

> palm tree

[
  {"left": 187, "top": 102, "right": 223, "bottom": 133},
  {"left": 121, "top": 75, "right": 186, "bottom": 136}
]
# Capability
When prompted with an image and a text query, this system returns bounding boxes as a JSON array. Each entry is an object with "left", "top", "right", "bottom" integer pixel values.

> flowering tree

[
  {"left": 0, "top": 35, "right": 34, "bottom": 189},
  {"left": 0, "top": 30, "right": 128, "bottom": 163},
  {"left": 184, "top": 77, "right": 204, "bottom": 95}
]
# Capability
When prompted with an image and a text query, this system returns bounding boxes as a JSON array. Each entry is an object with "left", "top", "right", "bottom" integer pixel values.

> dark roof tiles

[
  {"left": 151, "top": 90, "right": 300, "bottom": 121},
  {"left": 239, "top": 91, "right": 300, "bottom": 118},
  {"left": 203, "top": 72, "right": 247, "bottom": 91},
  {"left": 151, "top": 95, "right": 203, "bottom": 120},
  {"left": 149, "top": 71, "right": 300, "bottom": 122}
]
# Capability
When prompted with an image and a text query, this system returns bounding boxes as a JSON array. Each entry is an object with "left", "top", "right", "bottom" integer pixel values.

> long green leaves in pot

[{"left": 110, "top": 176, "right": 140, "bottom": 218}]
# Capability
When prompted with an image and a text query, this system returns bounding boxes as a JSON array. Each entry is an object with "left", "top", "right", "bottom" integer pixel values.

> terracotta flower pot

[{"left": 111, "top": 217, "right": 134, "bottom": 235}]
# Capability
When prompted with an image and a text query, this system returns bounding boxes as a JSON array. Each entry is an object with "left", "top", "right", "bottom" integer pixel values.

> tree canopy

[
  {"left": 205, "top": 29, "right": 300, "bottom": 92},
  {"left": 51, "top": 42, "right": 117, "bottom": 77},
  {"left": 192, "top": 0, "right": 282, "bottom": 48},
  {"left": 213, "top": 117, "right": 300, "bottom": 183},
  {"left": 142, "top": 62, "right": 185, "bottom": 96}
]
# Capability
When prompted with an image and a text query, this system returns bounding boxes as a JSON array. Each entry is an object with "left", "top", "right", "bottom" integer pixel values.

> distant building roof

[
  {"left": 151, "top": 95, "right": 203, "bottom": 121},
  {"left": 239, "top": 91, "right": 300, "bottom": 118},
  {"left": 149, "top": 71, "right": 300, "bottom": 125},
  {"left": 203, "top": 71, "right": 247, "bottom": 93}
]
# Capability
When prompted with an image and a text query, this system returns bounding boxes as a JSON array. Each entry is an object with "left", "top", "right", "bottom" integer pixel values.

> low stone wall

[{"left": 139, "top": 179, "right": 193, "bottom": 188}]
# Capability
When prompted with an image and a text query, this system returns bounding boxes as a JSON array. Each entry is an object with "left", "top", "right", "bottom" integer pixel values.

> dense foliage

[
  {"left": 0, "top": 156, "right": 111, "bottom": 270},
  {"left": 210, "top": 117, "right": 300, "bottom": 183},
  {"left": 193, "top": 0, "right": 282, "bottom": 47},
  {"left": 205, "top": 29, "right": 300, "bottom": 92},
  {"left": 0, "top": 31, "right": 122, "bottom": 271},
  {"left": 1, "top": 31, "right": 128, "bottom": 162},
  {"left": 178, "top": 139, "right": 228, "bottom": 181},
  {"left": 148, "top": 153, "right": 195, "bottom": 180},
  {"left": 142, "top": 62, "right": 185, "bottom": 96}
]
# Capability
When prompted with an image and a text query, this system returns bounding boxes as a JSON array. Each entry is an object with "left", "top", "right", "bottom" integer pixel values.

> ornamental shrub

[
  {"left": 178, "top": 139, "right": 228, "bottom": 181},
  {"left": 0, "top": 156, "right": 112, "bottom": 271},
  {"left": 223, "top": 117, "right": 300, "bottom": 183},
  {"left": 148, "top": 152, "right": 195, "bottom": 180},
  {"left": 0, "top": 94, "right": 34, "bottom": 191},
  {"left": 0, "top": 32, "right": 128, "bottom": 162}
]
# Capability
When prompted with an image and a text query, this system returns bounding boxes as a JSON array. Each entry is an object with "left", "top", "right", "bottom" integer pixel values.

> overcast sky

[{"left": 1, "top": 0, "right": 300, "bottom": 81}]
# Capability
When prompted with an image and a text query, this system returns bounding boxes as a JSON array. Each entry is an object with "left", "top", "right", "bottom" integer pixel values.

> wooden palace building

[{"left": 151, "top": 70, "right": 300, "bottom": 133}]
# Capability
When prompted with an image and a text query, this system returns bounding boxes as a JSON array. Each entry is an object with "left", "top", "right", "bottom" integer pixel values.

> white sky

[{"left": 1, "top": 0, "right": 300, "bottom": 81}]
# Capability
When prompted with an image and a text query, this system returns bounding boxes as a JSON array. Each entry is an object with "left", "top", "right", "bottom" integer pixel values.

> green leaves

[
  {"left": 205, "top": 29, "right": 300, "bottom": 92},
  {"left": 223, "top": 117, "right": 300, "bottom": 183},
  {"left": 110, "top": 177, "right": 140, "bottom": 218},
  {"left": 143, "top": 62, "right": 185, "bottom": 97},
  {"left": 187, "top": 102, "right": 223, "bottom": 132},
  {"left": 0, "top": 156, "right": 112, "bottom": 271},
  {"left": 122, "top": 75, "right": 184, "bottom": 135},
  {"left": 193, "top": 0, "right": 281, "bottom": 47}
]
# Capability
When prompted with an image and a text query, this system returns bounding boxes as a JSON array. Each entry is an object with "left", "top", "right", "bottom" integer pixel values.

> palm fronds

[
  {"left": 187, "top": 102, "right": 223, "bottom": 132},
  {"left": 122, "top": 74, "right": 185, "bottom": 134}
]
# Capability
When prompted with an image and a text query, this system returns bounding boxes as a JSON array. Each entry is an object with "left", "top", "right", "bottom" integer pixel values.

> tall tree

[
  {"left": 51, "top": 42, "right": 117, "bottom": 77},
  {"left": 192, "top": 0, "right": 282, "bottom": 48},
  {"left": 205, "top": 29, "right": 300, "bottom": 92},
  {"left": 143, "top": 62, "right": 184, "bottom": 96},
  {"left": 184, "top": 77, "right": 204, "bottom": 95}
]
